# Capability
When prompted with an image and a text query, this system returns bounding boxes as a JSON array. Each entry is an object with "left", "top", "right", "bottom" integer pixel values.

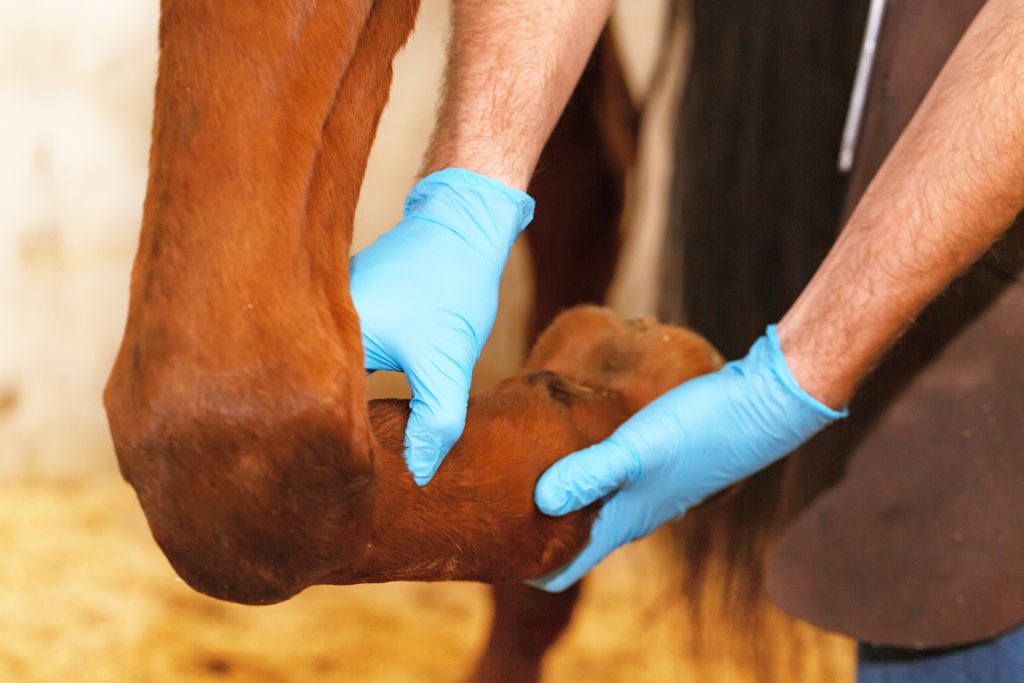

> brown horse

[
  {"left": 104, "top": 1, "right": 855, "bottom": 680},
  {"left": 101, "top": 0, "right": 661, "bottom": 679}
]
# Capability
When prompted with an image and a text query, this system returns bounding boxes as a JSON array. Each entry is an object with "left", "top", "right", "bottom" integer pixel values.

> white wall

[
  {"left": 0, "top": 0, "right": 674, "bottom": 480},
  {"left": 0, "top": 1, "right": 158, "bottom": 478}
]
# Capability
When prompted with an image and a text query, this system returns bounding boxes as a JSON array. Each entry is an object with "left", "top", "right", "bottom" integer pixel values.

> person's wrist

[
  {"left": 405, "top": 167, "right": 535, "bottom": 257},
  {"left": 421, "top": 142, "right": 534, "bottom": 191},
  {"left": 773, "top": 316, "right": 855, "bottom": 411},
  {"left": 762, "top": 325, "right": 848, "bottom": 424}
]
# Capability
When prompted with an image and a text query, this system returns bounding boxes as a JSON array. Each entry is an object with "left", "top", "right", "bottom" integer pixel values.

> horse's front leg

[{"left": 469, "top": 583, "right": 582, "bottom": 683}]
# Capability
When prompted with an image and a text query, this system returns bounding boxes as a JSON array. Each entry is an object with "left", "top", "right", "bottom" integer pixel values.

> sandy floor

[{"left": 0, "top": 478, "right": 853, "bottom": 682}]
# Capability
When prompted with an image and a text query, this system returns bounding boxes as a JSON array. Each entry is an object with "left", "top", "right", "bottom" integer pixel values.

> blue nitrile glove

[
  {"left": 529, "top": 325, "right": 846, "bottom": 591},
  {"left": 350, "top": 168, "right": 534, "bottom": 486}
]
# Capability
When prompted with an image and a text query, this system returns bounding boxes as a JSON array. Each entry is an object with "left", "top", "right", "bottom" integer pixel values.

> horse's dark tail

[{"left": 659, "top": 1, "right": 870, "bottom": 680}]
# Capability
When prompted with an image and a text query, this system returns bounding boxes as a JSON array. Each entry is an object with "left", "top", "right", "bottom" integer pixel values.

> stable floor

[{"left": 0, "top": 478, "right": 851, "bottom": 682}]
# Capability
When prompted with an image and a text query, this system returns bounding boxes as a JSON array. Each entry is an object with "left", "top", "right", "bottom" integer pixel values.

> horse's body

[
  {"left": 104, "top": 1, "right": 659, "bottom": 679},
  {"left": 106, "top": 0, "right": 420, "bottom": 605},
  {"left": 106, "top": 1, "right": 868, "bottom": 680}
]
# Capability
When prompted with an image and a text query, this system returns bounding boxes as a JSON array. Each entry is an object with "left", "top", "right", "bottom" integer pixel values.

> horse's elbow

[{"left": 104, "top": 379, "right": 378, "bottom": 604}]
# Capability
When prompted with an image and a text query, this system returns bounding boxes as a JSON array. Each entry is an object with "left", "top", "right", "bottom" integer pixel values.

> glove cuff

[
  {"left": 763, "top": 324, "right": 849, "bottom": 425},
  {"left": 404, "top": 168, "right": 535, "bottom": 257}
]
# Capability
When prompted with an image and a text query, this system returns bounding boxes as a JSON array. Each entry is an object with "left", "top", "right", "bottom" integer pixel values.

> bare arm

[
  {"left": 422, "top": 0, "right": 616, "bottom": 191},
  {"left": 778, "top": 0, "right": 1024, "bottom": 408},
  {"left": 531, "top": 0, "right": 1024, "bottom": 593}
]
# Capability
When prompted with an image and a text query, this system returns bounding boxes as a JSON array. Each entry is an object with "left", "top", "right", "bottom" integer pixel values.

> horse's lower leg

[{"left": 469, "top": 583, "right": 582, "bottom": 683}]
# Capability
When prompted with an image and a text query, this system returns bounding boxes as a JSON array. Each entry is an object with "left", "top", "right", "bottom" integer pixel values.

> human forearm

[
  {"left": 778, "top": 0, "right": 1024, "bottom": 408},
  {"left": 355, "top": 2, "right": 611, "bottom": 485},
  {"left": 529, "top": 1, "right": 1024, "bottom": 590},
  {"left": 422, "top": 0, "right": 615, "bottom": 190}
]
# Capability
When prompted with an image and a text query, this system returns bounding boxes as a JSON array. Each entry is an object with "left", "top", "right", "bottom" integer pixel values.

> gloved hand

[
  {"left": 350, "top": 168, "right": 534, "bottom": 486},
  {"left": 529, "top": 325, "right": 846, "bottom": 591}
]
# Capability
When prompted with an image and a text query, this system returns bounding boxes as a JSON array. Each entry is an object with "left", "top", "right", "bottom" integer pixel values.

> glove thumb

[
  {"left": 404, "top": 357, "right": 472, "bottom": 486},
  {"left": 534, "top": 438, "right": 642, "bottom": 516}
]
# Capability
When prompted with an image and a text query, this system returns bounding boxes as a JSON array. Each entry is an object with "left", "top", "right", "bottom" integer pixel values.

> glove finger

[
  {"left": 524, "top": 499, "right": 628, "bottom": 592},
  {"left": 404, "top": 357, "right": 471, "bottom": 486},
  {"left": 534, "top": 440, "right": 641, "bottom": 516}
]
